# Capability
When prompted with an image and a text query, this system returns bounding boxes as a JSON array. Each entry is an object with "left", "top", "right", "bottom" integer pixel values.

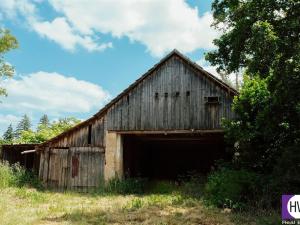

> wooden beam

[
  {"left": 108, "top": 129, "right": 224, "bottom": 135},
  {"left": 133, "top": 137, "right": 223, "bottom": 141},
  {"left": 21, "top": 150, "right": 36, "bottom": 154}
]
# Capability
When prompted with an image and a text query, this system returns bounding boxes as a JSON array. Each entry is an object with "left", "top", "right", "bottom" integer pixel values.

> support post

[{"left": 104, "top": 132, "right": 123, "bottom": 181}]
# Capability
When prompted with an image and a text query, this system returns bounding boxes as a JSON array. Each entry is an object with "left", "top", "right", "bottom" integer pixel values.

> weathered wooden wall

[
  {"left": 48, "top": 117, "right": 106, "bottom": 148},
  {"left": 37, "top": 52, "right": 237, "bottom": 190},
  {"left": 44, "top": 55, "right": 235, "bottom": 149},
  {"left": 106, "top": 55, "right": 235, "bottom": 131},
  {"left": 39, "top": 147, "right": 104, "bottom": 191}
]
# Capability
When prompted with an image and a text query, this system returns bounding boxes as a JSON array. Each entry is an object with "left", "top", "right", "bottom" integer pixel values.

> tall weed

[{"left": 0, "top": 161, "right": 42, "bottom": 189}]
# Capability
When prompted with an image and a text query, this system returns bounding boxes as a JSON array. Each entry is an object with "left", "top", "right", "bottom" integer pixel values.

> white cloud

[
  {"left": 32, "top": 17, "right": 112, "bottom": 52},
  {"left": 0, "top": 114, "right": 21, "bottom": 134},
  {"left": 0, "top": 0, "right": 36, "bottom": 20},
  {"left": 0, "top": 0, "right": 112, "bottom": 52},
  {"left": 0, "top": 0, "right": 220, "bottom": 56},
  {"left": 1, "top": 71, "right": 111, "bottom": 115},
  {"left": 48, "top": 0, "right": 220, "bottom": 56}
]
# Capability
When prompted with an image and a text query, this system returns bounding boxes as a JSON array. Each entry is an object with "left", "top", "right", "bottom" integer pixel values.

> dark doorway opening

[{"left": 123, "top": 133, "right": 226, "bottom": 180}]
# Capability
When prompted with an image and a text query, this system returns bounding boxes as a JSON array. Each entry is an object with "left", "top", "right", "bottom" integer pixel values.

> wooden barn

[{"left": 37, "top": 50, "right": 238, "bottom": 190}]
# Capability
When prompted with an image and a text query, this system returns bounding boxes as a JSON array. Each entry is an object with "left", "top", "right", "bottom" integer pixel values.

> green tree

[
  {"left": 222, "top": 76, "right": 272, "bottom": 169},
  {"left": 0, "top": 29, "right": 18, "bottom": 97},
  {"left": 207, "top": 0, "right": 300, "bottom": 169},
  {"left": 14, "top": 114, "right": 31, "bottom": 139},
  {"left": 19, "top": 117, "right": 80, "bottom": 144},
  {"left": 38, "top": 114, "right": 49, "bottom": 130},
  {"left": 206, "top": 0, "right": 300, "bottom": 206},
  {"left": 206, "top": 1, "right": 298, "bottom": 75},
  {"left": 3, "top": 124, "right": 14, "bottom": 144},
  {"left": 50, "top": 117, "right": 81, "bottom": 134}
]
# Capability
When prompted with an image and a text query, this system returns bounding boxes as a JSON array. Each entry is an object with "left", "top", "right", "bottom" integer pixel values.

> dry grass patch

[{"left": 0, "top": 187, "right": 279, "bottom": 225}]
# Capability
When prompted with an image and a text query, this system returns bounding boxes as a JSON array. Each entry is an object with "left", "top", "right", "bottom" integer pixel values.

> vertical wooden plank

[
  {"left": 54, "top": 149, "right": 60, "bottom": 189},
  {"left": 84, "top": 147, "right": 89, "bottom": 192},
  {"left": 49, "top": 149, "right": 56, "bottom": 189},
  {"left": 75, "top": 147, "right": 80, "bottom": 192},
  {"left": 78, "top": 147, "right": 83, "bottom": 192},
  {"left": 94, "top": 147, "right": 99, "bottom": 188},
  {"left": 38, "top": 152, "right": 44, "bottom": 180},
  {"left": 88, "top": 147, "right": 94, "bottom": 189},
  {"left": 44, "top": 149, "right": 49, "bottom": 185},
  {"left": 86, "top": 147, "right": 90, "bottom": 191},
  {"left": 71, "top": 147, "right": 77, "bottom": 191},
  {"left": 66, "top": 148, "right": 71, "bottom": 189},
  {"left": 58, "top": 150, "right": 63, "bottom": 191},
  {"left": 95, "top": 149, "right": 102, "bottom": 188},
  {"left": 48, "top": 149, "right": 54, "bottom": 188},
  {"left": 63, "top": 150, "right": 68, "bottom": 190},
  {"left": 93, "top": 148, "right": 97, "bottom": 188}
]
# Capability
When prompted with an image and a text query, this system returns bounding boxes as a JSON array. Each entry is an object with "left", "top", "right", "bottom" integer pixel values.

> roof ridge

[{"left": 39, "top": 50, "right": 238, "bottom": 147}]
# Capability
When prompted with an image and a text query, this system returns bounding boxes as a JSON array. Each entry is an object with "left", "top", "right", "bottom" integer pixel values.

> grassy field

[{"left": 0, "top": 186, "right": 280, "bottom": 225}]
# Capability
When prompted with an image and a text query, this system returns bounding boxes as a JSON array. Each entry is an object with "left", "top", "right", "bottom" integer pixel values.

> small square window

[{"left": 205, "top": 96, "right": 220, "bottom": 104}]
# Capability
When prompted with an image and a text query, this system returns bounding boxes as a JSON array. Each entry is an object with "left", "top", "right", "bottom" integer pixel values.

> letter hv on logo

[{"left": 282, "top": 195, "right": 300, "bottom": 220}]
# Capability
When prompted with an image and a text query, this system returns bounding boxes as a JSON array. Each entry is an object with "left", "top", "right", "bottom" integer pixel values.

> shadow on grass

[{"left": 41, "top": 203, "right": 232, "bottom": 225}]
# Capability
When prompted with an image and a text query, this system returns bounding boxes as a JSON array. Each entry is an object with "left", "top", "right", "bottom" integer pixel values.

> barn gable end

[
  {"left": 37, "top": 50, "right": 238, "bottom": 190},
  {"left": 106, "top": 54, "right": 235, "bottom": 131}
]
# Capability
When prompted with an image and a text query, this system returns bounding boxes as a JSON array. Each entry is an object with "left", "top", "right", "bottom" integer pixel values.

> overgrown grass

[
  {"left": 0, "top": 163, "right": 280, "bottom": 224},
  {"left": 0, "top": 186, "right": 280, "bottom": 225}
]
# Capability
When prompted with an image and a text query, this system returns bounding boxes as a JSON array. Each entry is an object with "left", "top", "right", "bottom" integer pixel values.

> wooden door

[{"left": 69, "top": 147, "right": 105, "bottom": 191}]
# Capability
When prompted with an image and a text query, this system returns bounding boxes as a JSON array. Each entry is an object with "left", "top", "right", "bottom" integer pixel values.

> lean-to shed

[
  {"left": 1, "top": 144, "right": 39, "bottom": 172},
  {"left": 37, "top": 50, "right": 238, "bottom": 190}
]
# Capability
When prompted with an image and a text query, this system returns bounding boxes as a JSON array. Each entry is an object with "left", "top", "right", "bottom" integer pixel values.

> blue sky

[{"left": 0, "top": 0, "right": 219, "bottom": 134}]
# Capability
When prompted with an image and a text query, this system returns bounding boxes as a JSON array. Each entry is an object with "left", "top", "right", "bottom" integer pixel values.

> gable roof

[{"left": 39, "top": 49, "right": 238, "bottom": 147}]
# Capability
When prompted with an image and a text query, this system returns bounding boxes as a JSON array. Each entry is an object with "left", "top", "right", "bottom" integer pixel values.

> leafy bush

[
  {"left": 0, "top": 161, "right": 42, "bottom": 189},
  {"left": 104, "top": 177, "right": 147, "bottom": 194},
  {"left": 222, "top": 76, "right": 272, "bottom": 171},
  {"left": 204, "top": 167, "right": 259, "bottom": 209},
  {"left": 220, "top": 75, "right": 300, "bottom": 210}
]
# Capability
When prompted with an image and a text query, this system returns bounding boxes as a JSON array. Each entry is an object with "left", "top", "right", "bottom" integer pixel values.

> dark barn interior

[
  {"left": 1, "top": 144, "right": 39, "bottom": 173},
  {"left": 123, "top": 133, "right": 226, "bottom": 180}
]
